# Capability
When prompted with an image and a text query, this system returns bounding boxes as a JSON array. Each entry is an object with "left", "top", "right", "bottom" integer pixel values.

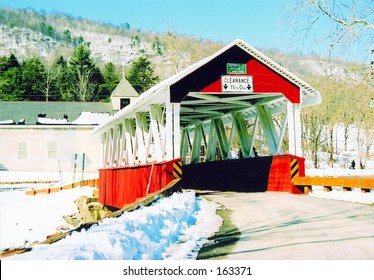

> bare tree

[
  {"left": 42, "top": 65, "right": 58, "bottom": 102},
  {"left": 354, "top": 83, "right": 374, "bottom": 169},
  {"left": 302, "top": 110, "right": 327, "bottom": 168},
  {"left": 74, "top": 70, "right": 97, "bottom": 102},
  {"left": 162, "top": 30, "right": 188, "bottom": 75},
  {"left": 287, "top": 0, "right": 373, "bottom": 59}
]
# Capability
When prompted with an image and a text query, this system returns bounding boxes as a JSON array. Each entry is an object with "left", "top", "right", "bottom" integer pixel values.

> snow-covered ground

[
  {"left": 305, "top": 159, "right": 374, "bottom": 204},
  {"left": 0, "top": 184, "right": 222, "bottom": 260},
  {"left": 1, "top": 161, "right": 373, "bottom": 260},
  {"left": 0, "top": 186, "right": 94, "bottom": 249}
]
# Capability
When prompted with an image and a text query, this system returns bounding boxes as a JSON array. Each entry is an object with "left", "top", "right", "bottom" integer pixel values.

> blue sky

[{"left": 0, "top": 0, "right": 372, "bottom": 62}]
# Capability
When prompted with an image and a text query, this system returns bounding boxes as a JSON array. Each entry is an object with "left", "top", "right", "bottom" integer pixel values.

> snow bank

[
  {"left": 0, "top": 120, "right": 16, "bottom": 125},
  {"left": 0, "top": 187, "right": 94, "bottom": 249},
  {"left": 34, "top": 112, "right": 111, "bottom": 125},
  {"left": 6, "top": 191, "right": 222, "bottom": 260},
  {"left": 71, "top": 111, "right": 111, "bottom": 125},
  {"left": 309, "top": 187, "right": 374, "bottom": 204},
  {"left": 305, "top": 166, "right": 374, "bottom": 204},
  {"left": 36, "top": 117, "right": 69, "bottom": 124}
]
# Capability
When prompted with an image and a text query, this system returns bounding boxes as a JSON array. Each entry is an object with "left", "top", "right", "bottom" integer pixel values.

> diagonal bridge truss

[{"left": 99, "top": 91, "right": 306, "bottom": 168}]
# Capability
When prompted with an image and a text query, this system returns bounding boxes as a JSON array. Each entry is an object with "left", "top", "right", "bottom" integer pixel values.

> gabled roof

[
  {"left": 110, "top": 78, "right": 139, "bottom": 98},
  {"left": 95, "top": 39, "right": 321, "bottom": 133}
]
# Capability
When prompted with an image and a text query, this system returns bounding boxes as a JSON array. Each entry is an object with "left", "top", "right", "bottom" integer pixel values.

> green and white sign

[{"left": 227, "top": 63, "right": 247, "bottom": 74}]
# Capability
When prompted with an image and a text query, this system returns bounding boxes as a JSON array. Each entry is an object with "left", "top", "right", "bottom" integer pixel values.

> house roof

[
  {"left": 110, "top": 78, "right": 139, "bottom": 98},
  {"left": 95, "top": 38, "right": 322, "bottom": 133}
]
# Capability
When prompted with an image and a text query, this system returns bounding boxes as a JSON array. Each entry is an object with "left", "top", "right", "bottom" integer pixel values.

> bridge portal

[{"left": 94, "top": 39, "right": 321, "bottom": 209}]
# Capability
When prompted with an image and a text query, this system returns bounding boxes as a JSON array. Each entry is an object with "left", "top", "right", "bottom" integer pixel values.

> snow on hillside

[
  {"left": 0, "top": 24, "right": 152, "bottom": 66},
  {"left": 70, "top": 29, "right": 153, "bottom": 65},
  {"left": 2, "top": 21, "right": 364, "bottom": 82},
  {"left": 0, "top": 24, "right": 61, "bottom": 58},
  {"left": 298, "top": 58, "right": 363, "bottom": 82}
]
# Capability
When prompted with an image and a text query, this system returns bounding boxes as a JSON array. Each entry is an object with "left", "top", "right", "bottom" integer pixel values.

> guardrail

[
  {"left": 293, "top": 176, "right": 374, "bottom": 194},
  {"left": 25, "top": 179, "right": 100, "bottom": 195}
]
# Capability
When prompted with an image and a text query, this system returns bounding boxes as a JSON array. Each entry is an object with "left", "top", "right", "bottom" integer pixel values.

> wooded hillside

[{"left": 0, "top": 7, "right": 373, "bottom": 168}]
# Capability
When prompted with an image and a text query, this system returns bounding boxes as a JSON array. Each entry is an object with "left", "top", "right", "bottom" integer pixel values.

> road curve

[{"left": 197, "top": 191, "right": 374, "bottom": 260}]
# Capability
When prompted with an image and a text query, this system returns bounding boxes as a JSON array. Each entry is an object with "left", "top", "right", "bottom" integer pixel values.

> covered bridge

[{"left": 94, "top": 39, "right": 322, "bottom": 209}]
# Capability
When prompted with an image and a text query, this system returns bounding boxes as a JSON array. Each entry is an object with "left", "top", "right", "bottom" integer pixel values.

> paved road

[{"left": 197, "top": 191, "right": 374, "bottom": 260}]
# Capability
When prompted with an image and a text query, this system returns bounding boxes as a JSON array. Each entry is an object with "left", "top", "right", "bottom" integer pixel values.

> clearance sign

[{"left": 221, "top": 75, "right": 253, "bottom": 92}]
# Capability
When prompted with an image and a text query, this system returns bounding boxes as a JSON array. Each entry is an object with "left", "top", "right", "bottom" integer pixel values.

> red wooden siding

[
  {"left": 99, "top": 159, "right": 179, "bottom": 209},
  {"left": 201, "top": 59, "right": 300, "bottom": 103}
]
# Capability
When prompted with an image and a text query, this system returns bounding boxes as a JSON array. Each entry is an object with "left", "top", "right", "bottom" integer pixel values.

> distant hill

[
  {"left": 0, "top": 7, "right": 366, "bottom": 82},
  {"left": 1, "top": 7, "right": 372, "bottom": 169}
]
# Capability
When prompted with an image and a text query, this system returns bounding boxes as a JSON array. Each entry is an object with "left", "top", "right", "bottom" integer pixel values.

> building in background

[
  {"left": 0, "top": 78, "right": 138, "bottom": 173},
  {"left": 110, "top": 78, "right": 139, "bottom": 111}
]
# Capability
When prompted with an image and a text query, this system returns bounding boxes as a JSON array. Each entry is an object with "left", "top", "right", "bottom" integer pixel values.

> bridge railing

[
  {"left": 25, "top": 179, "right": 100, "bottom": 195},
  {"left": 293, "top": 176, "right": 374, "bottom": 194}
]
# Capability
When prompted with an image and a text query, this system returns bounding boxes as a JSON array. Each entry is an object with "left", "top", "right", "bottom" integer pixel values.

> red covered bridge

[{"left": 94, "top": 39, "right": 321, "bottom": 209}]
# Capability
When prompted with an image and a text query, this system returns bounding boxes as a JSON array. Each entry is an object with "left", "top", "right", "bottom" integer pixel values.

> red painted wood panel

[
  {"left": 267, "top": 154, "right": 305, "bottom": 194},
  {"left": 201, "top": 59, "right": 300, "bottom": 103},
  {"left": 98, "top": 159, "right": 179, "bottom": 209}
]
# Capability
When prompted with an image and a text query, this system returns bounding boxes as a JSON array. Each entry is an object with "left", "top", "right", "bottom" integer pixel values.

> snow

[
  {"left": 34, "top": 112, "right": 112, "bottom": 125},
  {"left": 0, "top": 187, "right": 94, "bottom": 249},
  {"left": 305, "top": 164, "right": 374, "bottom": 204},
  {"left": 0, "top": 185, "right": 222, "bottom": 260},
  {"left": 36, "top": 117, "right": 69, "bottom": 124},
  {"left": 71, "top": 111, "right": 111, "bottom": 125},
  {"left": 309, "top": 186, "right": 374, "bottom": 204},
  {"left": 304, "top": 155, "right": 374, "bottom": 203},
  {"left": 1, "top": 161, "right": 373, "bottom": 260},
  {"left": 0, "top": 120, "right": 16, "bottom": 125}
]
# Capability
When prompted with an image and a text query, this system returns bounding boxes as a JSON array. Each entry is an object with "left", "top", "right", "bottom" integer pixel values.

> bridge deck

[{"left": 197, "top": 191, "right": 374, "bottom": 260}]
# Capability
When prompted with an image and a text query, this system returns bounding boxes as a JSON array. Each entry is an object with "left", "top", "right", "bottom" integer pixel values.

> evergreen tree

[
  {"left": 126, "top": 56, "right": 159, "bottom": 94},
  {"left": 53, "top": 56, "right": 72, "bottom": 101},
  {"left": 63, "top": 29, "right": 72, "bottom": 45},
  {"left": 0, "top": 56, "right": 8, "bottom": 73},
  {"left": 0, "top": 54, "right": 24, "bottom": 100},
  {"left": 98, "top": 62, "right": 120, "bottom": 101},
  {"left": 21, "top": 58, "right": 47, "bottom": 101},
  {"left": 152, "top": 36, "right": 165, "bottom": 56},
  {"left": 7, "top": 54, "right": 21, "bottom": 69},
  {"left": 69, "top": 45, "right": 103, "bottom": 101}
]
